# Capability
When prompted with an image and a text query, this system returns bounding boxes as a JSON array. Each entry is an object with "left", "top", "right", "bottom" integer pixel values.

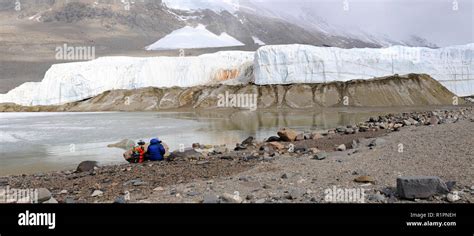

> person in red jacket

[{"left": 130, "top": 140, "right": 146, "bottom": 163}]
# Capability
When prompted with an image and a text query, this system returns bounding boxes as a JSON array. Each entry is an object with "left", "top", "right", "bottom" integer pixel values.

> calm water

[{"left": 0, "top": 108, "right": 426, "bottom": 175}]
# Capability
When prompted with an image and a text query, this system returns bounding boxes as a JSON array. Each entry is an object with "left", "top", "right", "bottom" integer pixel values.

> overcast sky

[{"left": 246, "top": 0, "right": 473, "bottom": 46}]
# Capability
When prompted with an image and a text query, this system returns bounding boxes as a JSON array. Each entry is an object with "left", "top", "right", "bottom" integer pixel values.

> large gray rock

[
  {"left": 76, "top": 161, "right": 99, "bottom": 173},
  {"left": 37, "top": 188, "right": 52, "bottom": 203},
  {"left": 397, "top": 176, "right": 449, "bottom": 199},
  {"left": 168, "top": 148, "right": 203, "bottom": 160}
]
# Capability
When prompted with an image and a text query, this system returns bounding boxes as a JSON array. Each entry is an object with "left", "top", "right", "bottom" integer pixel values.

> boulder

[
  {"left": 277, "top": 128, "right": 298, "bottom": 142},
  {"left": 107, "top": 139, "right": 135, "bottom": 149},
  {"left": 266, "top": 136, "right": 280, "bottom": 142},
  {"left": 396, "top": 176, "right": 449, "bottom": 199},
  {"left": 76, "top": 161, "right": 98, "bottom": 173},
  {"left": 168, "top": 148, "right": 203, "bottom": 160},
  {"left": 37, "top": 188, "right": 52, "bottom": 203}
]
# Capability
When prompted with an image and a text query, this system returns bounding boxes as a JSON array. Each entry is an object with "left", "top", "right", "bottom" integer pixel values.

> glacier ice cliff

[
  {"left": 254, "top": 44, "right": 473, "bottom": 97},
  {"left": 0, "top": 44, "right": 472, "bottom": 106}
]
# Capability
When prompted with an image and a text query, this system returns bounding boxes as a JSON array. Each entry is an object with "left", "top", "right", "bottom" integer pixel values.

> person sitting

[
  {"left": 146, "top": 138, "right": 166, "bottom": 161},
  {"left": 128, "top": 140, "right": 146, "bottom": 163}
]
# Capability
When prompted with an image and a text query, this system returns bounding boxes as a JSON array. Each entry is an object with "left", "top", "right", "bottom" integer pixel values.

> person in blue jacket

[{"left": 146, "top": 138, "right": 166, "bottom": 161}]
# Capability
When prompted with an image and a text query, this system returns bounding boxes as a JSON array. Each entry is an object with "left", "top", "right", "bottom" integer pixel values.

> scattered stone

[
  {"left": 203, "top": 194, "right": 220, "bottom": 203},
  {"left": 344, "top": 128, "right": 354, "bottom": 134},
  {"left": 402, "top": 120, "right": 412, "bottom": 126},
  {"left": 428, "top": 116, "right": 439, "bottom": 125},
  {"left": 368, "top": 138, "right": 386, "bottom": 148},
  {"left": 393, "top": 123, "right": 403, "bottom": 131},
  {"left": 310, "top": 132, "right": 323, "bottom": 140},
  {"left": 186, "top": 191, "right": 200, "bottom": 197},
  {"left": 336, "top": 126, "right": 346, "bottom": 133},
  {"left": 91, "top": 190, "right": 104, "bottom": 197},
  {"left": 285, "top": 188, "right": 306, "bottom": 200},
  {"left": 446, "top": 191, "right": 460, "bottom": 202},
  {"left": 295, "top": 133, "right": 305, "bottom": 141},
  {"left": 309, "top": 148, "right": 320, "bottom": 154},
  {"left": 153, "top": 187, "right": 165, "bottom": 191},
  {"left": 369, "top": 192, "right": 386, "bottom": 202},
  {"left": 114, "top": 196, "right": 127, "bottom": 204},
  {"left": 221, "top": 193, "right": 243, "bottom": 203},
  {"left": 354, "top": 175, "right": 375, "bottom": 184},
  {"left": 43, "top": 197, "right": 58, "bottom": 204},
  {"left": 241, "top": 136, "right": 254, "bottom": 146},
  {"left": 239, "top": 176, "right": 249, "bottom": 182},
  {"left": 212, "top": 146, "right": 228, "bottom": 155},
  {"left": 59, "top": 190, "right": 68, "bottom": 194},
  {"left": 293, "top": 147, "right": 307, "bottom": 153},
  {"left": 76, "top": 161, "right": 99, "bottom": 173},
  {"left": 37, "top": 188, "right": 52, "bottom": 203},
  {"left": 266, "top": 136, "right": 281, "bottom": 142},
  {"left": 336, "top": 144, "right": 346, "bottom": 151},
  {"left": 313, "top": 152, "right": 328, "bottom": 160},
  {"left": 445, "top": 181, "right": 456, "bottom": 191},
  {"left": 255, "top": 199, "right": 266, "bottom": 204},
  {"left": 64, "top": 197, "right": 75, "bottom": 204},
  {"left": 277, "top": 128, "right": 298, "bottom": 142},
  {"left": 359, "top": 125, "right": 369, "bottom": 132},
  {"left": 196, "top": 160, "right": 210, "bottom": 165},
  {"left": 267, "top": 142, "right": 285, "bottom": 151},
  {"left": 396, "top": 176, "right": 449, "bottom": 199},
  {"left": 351, "top": 139, "right": 359, "bottom": 149}
]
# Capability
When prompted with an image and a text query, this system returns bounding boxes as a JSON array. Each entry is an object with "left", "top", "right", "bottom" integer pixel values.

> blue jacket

[{"left": 147, "top": 138, "right": 166, "bottom": 161}]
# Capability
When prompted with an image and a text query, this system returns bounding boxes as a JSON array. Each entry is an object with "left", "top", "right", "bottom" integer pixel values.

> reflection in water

[{"left": 0, "top": 107, "right": 435, "bottom": 175}]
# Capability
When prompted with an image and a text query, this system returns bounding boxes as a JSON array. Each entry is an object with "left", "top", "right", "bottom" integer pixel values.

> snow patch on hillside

[
  {"left": 146, "top": 24, "right": 245, "bottom": 50},
  {"left": 252, "top": 36, "right": 265, "bottom": 46}
]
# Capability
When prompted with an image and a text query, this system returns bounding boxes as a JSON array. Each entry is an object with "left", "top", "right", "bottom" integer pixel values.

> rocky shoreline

[{"left": 1, "top": 106, "right": 473, "bottom": 204}]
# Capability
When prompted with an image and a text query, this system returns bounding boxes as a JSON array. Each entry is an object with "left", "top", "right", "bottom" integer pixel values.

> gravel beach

[{"left": 2, "top": 106, "right": 473, "bottom": 204}]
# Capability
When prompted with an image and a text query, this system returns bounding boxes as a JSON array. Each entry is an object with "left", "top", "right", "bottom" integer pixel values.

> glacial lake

[{"left": 0, "top": 107, "right": 442, "bottom": 175}]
